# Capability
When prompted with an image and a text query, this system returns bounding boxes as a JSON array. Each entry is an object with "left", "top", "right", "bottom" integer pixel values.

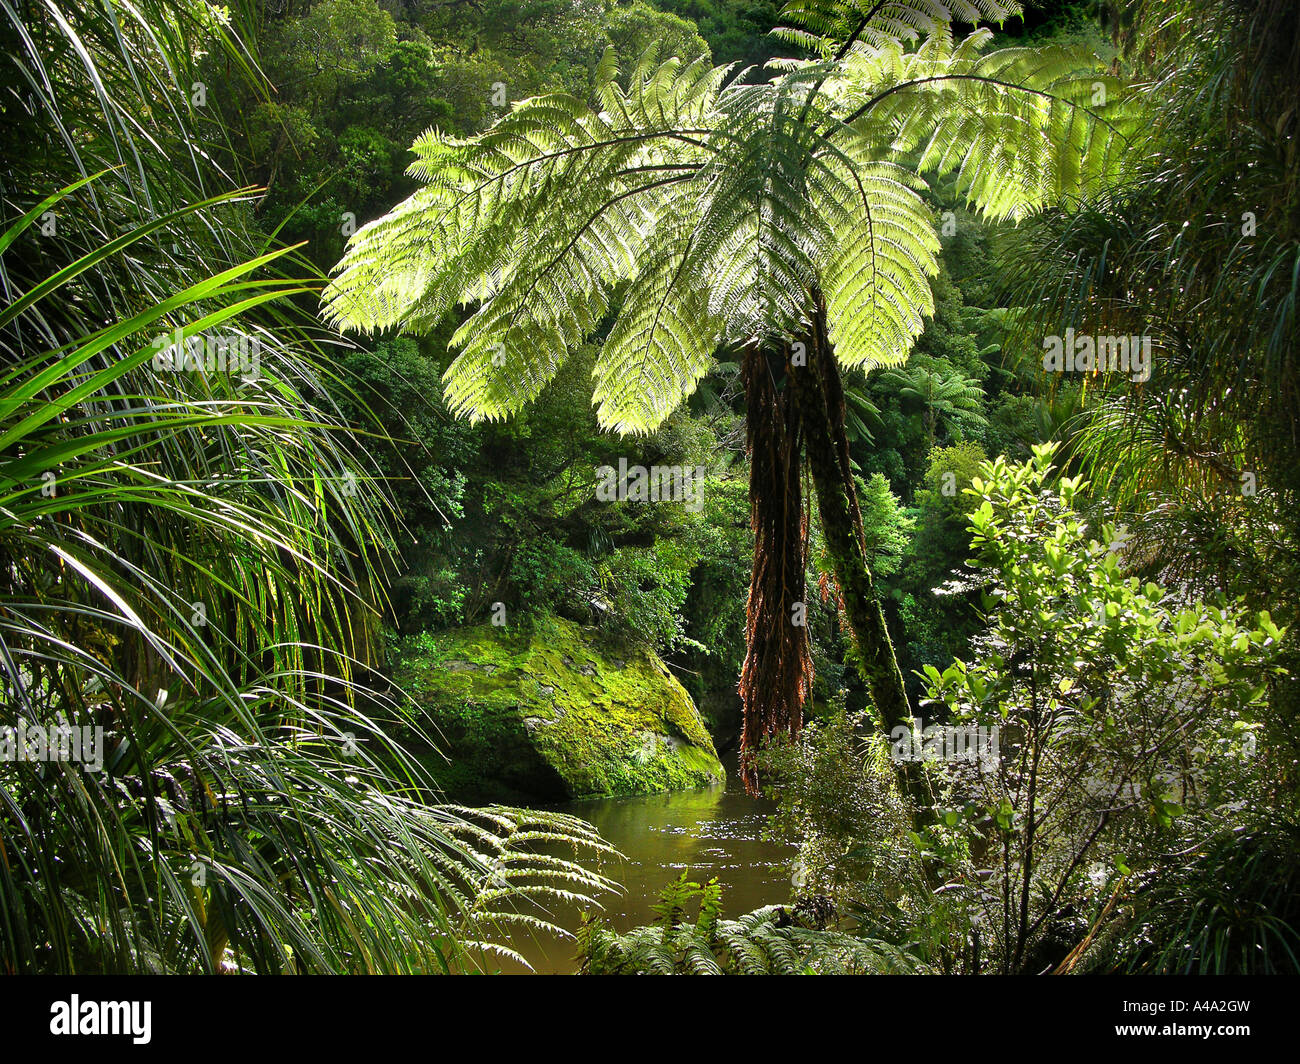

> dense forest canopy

[{"left": 2, "top": 0, "right": 1298, "bottom": 983}]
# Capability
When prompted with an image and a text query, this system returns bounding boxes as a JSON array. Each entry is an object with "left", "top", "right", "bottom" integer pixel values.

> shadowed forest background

[{"left": 2, "top": 0, "right": 1299, "bottom": 975}]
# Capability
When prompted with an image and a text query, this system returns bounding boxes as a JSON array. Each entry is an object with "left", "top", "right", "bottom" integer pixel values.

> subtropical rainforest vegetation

[{"left": 3, "top": 0, "right": 1298, "bottom": 977}]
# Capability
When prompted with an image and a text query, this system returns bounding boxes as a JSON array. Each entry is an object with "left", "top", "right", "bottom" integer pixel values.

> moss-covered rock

[{"left": 392, "top": 615, "right": 724, "bottom": 801}]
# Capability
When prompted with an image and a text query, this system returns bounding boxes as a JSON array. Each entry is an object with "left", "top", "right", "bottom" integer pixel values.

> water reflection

[{"left": 486, "top": 754, "right": 795, "bottom": 974}]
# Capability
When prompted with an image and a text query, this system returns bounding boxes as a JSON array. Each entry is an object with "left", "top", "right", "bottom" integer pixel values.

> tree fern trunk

[
  {"left": 789, "top": 291, "right": 912, "bottom": 731},
  {"left": 738, "top": 342, "right": 813, "bottom": 794}
]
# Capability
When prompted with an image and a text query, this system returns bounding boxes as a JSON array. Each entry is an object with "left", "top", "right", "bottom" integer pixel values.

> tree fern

[
  {"left": 578, "top": 874, "right": 929, "bottom": 974},
  {"left": 323, "top": 0, "right": 1137, "bottom": 782},
  {"left": 324, "top": 3, "right": 1132, "bottom": 434},
  {"left": 878, "top": 363, "right": 988, "bottom": 442}
]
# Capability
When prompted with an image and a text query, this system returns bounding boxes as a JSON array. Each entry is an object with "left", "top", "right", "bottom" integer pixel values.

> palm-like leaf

[
  {"left": 877, "top": 364, "right": 988, "bottom": 435},
  {"left": 2, "top": 0, "right": 616, "bottom": 974},
  {"left": 0, "top": 177, "right": 617, "bottom": 975},
  {"left": 325, "top": 3, "right": 1132, "bottom": 435}
]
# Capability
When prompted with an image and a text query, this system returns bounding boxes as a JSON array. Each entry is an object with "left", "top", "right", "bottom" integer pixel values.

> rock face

[{"left": 392, "top": 615, "right": 724, "bottom": 801}]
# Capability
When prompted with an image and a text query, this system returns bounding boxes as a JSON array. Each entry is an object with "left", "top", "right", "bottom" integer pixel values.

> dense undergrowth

[{"left": 3, "top": 0, "right": 1297, "bottom": 974}]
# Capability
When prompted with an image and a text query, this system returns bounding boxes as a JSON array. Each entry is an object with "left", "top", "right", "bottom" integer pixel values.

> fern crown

[{"left": 323, "top": 0, "right": 1133, "bottom": 435}]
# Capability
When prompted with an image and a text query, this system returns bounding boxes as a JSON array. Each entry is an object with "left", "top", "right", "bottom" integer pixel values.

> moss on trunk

[{"left": 787, "top": 292, "right": 912, "bottom": 731}]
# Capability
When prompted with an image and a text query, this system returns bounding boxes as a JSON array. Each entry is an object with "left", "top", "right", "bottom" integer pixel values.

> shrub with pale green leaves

[{"left": 918, "top": 443, "right": 1285, "bottom": 972}]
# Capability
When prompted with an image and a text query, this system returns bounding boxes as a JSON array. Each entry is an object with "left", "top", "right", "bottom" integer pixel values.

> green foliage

[
  {"left": 332, "top": 336, "right": 743, "bottom": 643},
  {"left": 875, "top": 364, "right": 988, "bottom": 449},
  {"left": 758, "top": 704, "right": 920, "bottom": 913},
  {"left": 0, "top": 0, "right": 615, "bottom": 975},
  {"left": 267, "top": 0, "right": 398, "bottom": 106},
  {"left": 674, "top": 472, "right": 752, "bottom": 728},
  {"left": 762, "top": 444, "right": 1290, "bottom": 975},
  {"left": 906, "top": 442, "right": 989, "bottom": 580},
  {"left": 843, "top": 195, "right": 1045, "bottom": 498},
  {"left": 578, "top": 873, "right": 926, "bottom": 973},
  {"left": 997, "top": 0, "right": 1300, "bottom": 626},
  {"left": 605, "top": 2, "right": 713, "bottom": 68},
  {"left": 1088, "top": 822, "right": 1300, "bottom": 975},
  {"left": 852, "top": 473, "right": 915, "bottom": 578},
  {"left": 336, "top": 39, "right": 456, "bottom": 139},
  {"left": 332, "top": 338, "right": 475, "bottom": 629},
  {"left": 411, "top": 0, "right": 609, "bottom": 97},
  {"left": 918, "top": 444, "right": 1285, "bottom": 971},
  {"left": 654, "top": 0, "right": 785, "bottom": 66},
  {"left": 324, "top": 9, "right": 1128, "bottom": 434},
  {"left": 880, "top": 442, "right": 988, "bottom": 687}
]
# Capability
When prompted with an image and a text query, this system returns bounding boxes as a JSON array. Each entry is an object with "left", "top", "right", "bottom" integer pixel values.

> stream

[{"left": 493, "top": 752, "right": 796, "bottom": 974}]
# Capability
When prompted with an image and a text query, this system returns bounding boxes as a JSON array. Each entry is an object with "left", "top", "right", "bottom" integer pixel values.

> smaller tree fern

[
  {"left": 577, "top": 873, "right": 929, "bottom": 974},
  {"left": 878, "top": 364, "right": 988, "bottom": 445}
]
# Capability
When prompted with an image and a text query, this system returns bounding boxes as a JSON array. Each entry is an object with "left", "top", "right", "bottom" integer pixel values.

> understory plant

[
  {"left": 920, "top": 444, "right": 1284, "bottom": 972},
  {"left": 763, "top": 445, "right": 1285, "bottom": 973},
  {"left": 577, "top": 873, "right": 927, "bottom": 974},
  {"left": 0, "top": 0, "right": 615, "bottom": 975}
]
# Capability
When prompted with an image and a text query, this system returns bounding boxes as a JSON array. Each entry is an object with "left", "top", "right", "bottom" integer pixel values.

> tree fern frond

[
  {"left": 687, "top": 79, "right": 832, "bottom": 344},
  {"left": 774, "top": 0, "right": 1024, "bottom": 57},
  {"left": 593, "top": 214, "right": 723, "bottom": 434},
  {"left": 811, "top": 156, "right": 940, "bottom": 369},
  {"left": 830, "top": 32, "right": 1139, "bottom": 221}
]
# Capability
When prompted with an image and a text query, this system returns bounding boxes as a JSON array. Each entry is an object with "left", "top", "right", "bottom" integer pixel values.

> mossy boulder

[{"left": 392, "top": 615, "right": 724, "bottom": 801}]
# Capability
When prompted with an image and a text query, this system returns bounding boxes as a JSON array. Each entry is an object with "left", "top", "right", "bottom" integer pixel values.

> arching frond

[
  {"left": 829, "top": 28, "right": 1138, "bottom": 221},
  {"left": 685, "top": 79, "right": 830, "bottom": 345},
  {"left": 775, "top": 0, "right": 1024, "bottom": 57},
  {"left": 592, "top": 206, "right": 723, "bottom": 433},
  {"left": 810, "top": 153, "right": 940, "bottom": 369},
  {"left": 324, "top": 50, "right": 725, "bottom": 429},
  {"left": 324, "top": 13, "right": 1134, "bottom": 434}
]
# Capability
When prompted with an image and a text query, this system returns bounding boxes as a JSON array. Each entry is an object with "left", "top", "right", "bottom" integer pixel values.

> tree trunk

[
  {"left": 734, "top": 292, "right": 913, "bottom": 792},
  {"left": 737, "top": 342, "right": 812, "bottom": 794},
  {"left": 787, "top": 291, "right": 912, "bottom": 731}
]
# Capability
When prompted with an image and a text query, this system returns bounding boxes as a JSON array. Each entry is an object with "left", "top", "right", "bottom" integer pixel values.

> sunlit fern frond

[
  {"left": 592, "top": 202, "right": 724, "bottom": 433},
  {"left": 810, "top": 152, "right": 940, "bottom": 370},
  {"left": 800, "top": 29, "right": 1139, "bottom": 222},
  {"left": 324, "top": 49, "right": 725, "bottom": 430},
  {"left": 437, "top": 805, "right": 621, "bottom": 971},
  {"left": 683, "top": 77, "right": 833, "bottom": 345},
  {"left": 325, "top": 15, "right": 1134, "bottom": 436}
]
